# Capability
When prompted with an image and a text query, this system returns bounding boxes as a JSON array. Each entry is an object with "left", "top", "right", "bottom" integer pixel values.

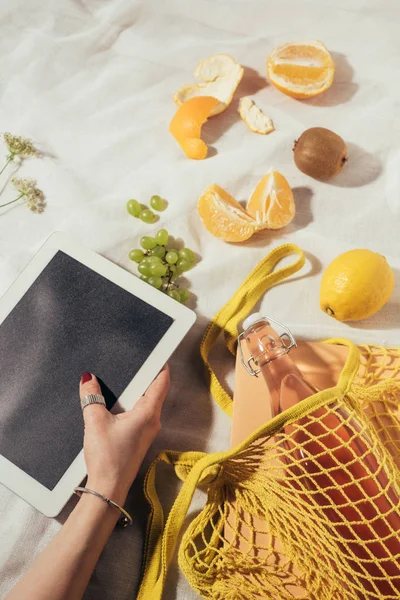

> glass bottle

[{"left": 240, "top": 313, "right": 400, "bottom": 598}]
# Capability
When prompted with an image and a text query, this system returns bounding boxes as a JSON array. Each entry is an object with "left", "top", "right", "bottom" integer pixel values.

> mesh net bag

[{"left": 137, "top": 245, "right": 400, "bottom": 600}]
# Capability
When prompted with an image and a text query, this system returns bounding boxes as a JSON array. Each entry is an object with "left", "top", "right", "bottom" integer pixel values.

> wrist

[
  {"left": 74, "top": 491, "right": 122, "bottom": 530},
  {"left": 85, "top": 478, "right": 129, "bottom": 507}
]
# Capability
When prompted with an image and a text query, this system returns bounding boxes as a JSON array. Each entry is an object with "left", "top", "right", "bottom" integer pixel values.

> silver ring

[{"left": 80, "top": 394, "right": 106, "bottom": 411}]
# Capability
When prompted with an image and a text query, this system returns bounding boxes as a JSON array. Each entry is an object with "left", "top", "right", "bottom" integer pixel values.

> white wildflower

[
  {"left": 0, "top": 177, "right": 46, "bottom": 213},
  {"left": 3, "top": 133, "right": 39, "bottom": 159}
]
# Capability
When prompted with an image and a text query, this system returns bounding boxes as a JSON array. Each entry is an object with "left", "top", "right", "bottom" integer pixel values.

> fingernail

[{"left": 81, "top": 372, "right": 92, "bottom": 384}]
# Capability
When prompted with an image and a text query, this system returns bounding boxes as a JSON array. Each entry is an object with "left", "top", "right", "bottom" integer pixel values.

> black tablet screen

[{"left": 0, "top": 251, "right": 173, "bottom": 489}]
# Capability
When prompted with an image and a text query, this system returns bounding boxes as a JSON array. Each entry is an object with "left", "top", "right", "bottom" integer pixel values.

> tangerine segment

[
  {"left": 174, "top": 54, "right": 244, "bottom": 116},
  {"left": 246, "top": 170, "right": 295, "bottom": 230},
  {"left": 198, "top": 184, "right": 256, "bottom": 243},
  {"left": 267, "top": 40, "right": 335, "bottom": 99},
  {"left": 169, "top": 96, "right": 219, "bottom": 160}
]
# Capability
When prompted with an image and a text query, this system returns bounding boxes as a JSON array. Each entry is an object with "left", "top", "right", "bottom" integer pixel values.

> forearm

[
  {"left": 6, "top": 482, "right": 128, "bottom": 600},
  {"left": 6, "top": 366, "right": 168, "bottom": 600}
]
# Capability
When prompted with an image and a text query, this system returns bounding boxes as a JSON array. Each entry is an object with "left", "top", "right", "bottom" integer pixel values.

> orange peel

[
  {"left": 169, "top": 96, "right": 219, "bottom": 160},
  {"left": 173, "top": 54, "right": 244, "bottom": 116},
  {"left": 238, "top": 97, "right": 274, "bottom": 134},
  {"left": 267, "top": 40, "right": 335, "bottom": 99},
  {"left": 246, "top": 169, "right": 295, "bottom": 230}
]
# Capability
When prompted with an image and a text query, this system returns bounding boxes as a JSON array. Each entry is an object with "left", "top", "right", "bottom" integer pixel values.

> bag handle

[
  {"left": 200, "top": 243, "right": 305, "bottom": 417},
  {"left": 137, "top": 243, "right": 305, "bottom": 600},
  {"left": 137, "top": 449, "right": 221, "bottom": 600}
]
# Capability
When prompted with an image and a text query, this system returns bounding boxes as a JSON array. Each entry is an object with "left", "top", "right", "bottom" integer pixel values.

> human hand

[{"left": 79, "top": 366, "right": 170, "bottom": 505}]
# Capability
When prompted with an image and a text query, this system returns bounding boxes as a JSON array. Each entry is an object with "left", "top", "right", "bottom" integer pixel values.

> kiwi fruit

[{"left": 293, "top": 127, "right": 347, "bottom": 180}]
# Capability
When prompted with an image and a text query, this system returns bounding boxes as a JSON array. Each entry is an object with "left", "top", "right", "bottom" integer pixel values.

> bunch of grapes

[
  {"left": 127, "top": 195, "right": 165, "bottom": 224},
  {"left": 129, "top": 228, "right": 195, "bottom": 303}
]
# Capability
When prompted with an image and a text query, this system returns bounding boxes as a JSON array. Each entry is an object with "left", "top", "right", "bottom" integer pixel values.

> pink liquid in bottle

[{"left": 242, "top": 313, "right": 400, "bottom": 598}]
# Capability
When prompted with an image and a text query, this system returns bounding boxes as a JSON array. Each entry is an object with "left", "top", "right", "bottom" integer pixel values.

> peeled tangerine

[
  {"left": 197, "top": 170, "right": 295, "bottom": 243},
  {"left": 169, "top": 96, "right": 219, "bottom": 160},
  {"left": 238, "top": 97, "right": 274, "bottom": 135},
  {"left": 174, "top": 54, "right": 244, "bottom": 116},
  {"left": 320, "top": 249, "right": 395, "bottom": 322},
  {"left": 267, "top": 40, "right": 335, "bottom": 99}
]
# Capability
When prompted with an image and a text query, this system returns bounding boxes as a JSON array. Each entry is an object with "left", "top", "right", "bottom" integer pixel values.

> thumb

[{"left": 79, "top": 372, "right": 108, "bottom": 425}]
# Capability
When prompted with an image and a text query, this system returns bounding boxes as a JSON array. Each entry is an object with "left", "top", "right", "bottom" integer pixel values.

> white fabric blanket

[{"left": 0, "top": 1, "right": 399, "bottom": 598}]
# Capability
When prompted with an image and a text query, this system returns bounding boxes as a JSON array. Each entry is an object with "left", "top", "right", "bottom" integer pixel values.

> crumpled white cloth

[{"left": 0, "top": 0, "right": 399, "bottom": 598}]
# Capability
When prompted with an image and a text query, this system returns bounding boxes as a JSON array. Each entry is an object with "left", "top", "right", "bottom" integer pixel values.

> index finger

[{"left": 143, "top": 364, "right": 170, "bottom": 409}]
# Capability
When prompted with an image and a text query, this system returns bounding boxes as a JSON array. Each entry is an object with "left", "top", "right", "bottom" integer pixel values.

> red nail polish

[{"left": 81, "top": 372, "right": 92, "bottom": 384}]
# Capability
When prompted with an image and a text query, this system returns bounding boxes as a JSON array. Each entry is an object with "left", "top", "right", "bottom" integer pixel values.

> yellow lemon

[{"left": 320, "top": 249, "right": 395, "bottom": 322}]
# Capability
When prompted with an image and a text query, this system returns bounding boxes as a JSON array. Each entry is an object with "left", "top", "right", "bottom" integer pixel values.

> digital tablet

[{"left": 0, "top": 232, "right": 196, "bottom": 517}]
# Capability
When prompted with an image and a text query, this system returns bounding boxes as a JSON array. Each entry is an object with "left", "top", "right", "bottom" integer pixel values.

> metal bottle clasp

[{"left": 238, "top": 315, "right": 297, "bottom": 377}]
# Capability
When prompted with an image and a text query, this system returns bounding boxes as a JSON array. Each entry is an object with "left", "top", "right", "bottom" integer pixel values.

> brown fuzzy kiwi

[{"left": 293, "top": 127, "right": 347, "bottom": 180}]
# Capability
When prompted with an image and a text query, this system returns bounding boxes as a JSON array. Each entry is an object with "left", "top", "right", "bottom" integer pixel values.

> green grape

[
  {"left": 179, "top": 248, "right": 195, "bottom": 263},
  {"left": 140, "top": 236, "right": 157, "bottom": 250},
  {"left": 148, "top": 255, "right": 163, "bottom": 264},
  {"left": 165, "top": 250, "right": 178, "bottom": 265},
  {"left": 150, "top": 195, "right": 165, "bottom": 212},
  {"left": 140, "top": 275, "right": 149, "bottom": 282},
  {"left": 150, "top": 263, "right": 168, "bottom": 277},
  {"left": 177, "top": 258, "right": 191, "bottom": 272},
  {"left": 140, "top": 209, "right": 155, "bottom": 223},
  {"left": 155, "top": 229, "right": 169, "bottom": 246},
  {"left": 140, "top": 257, "right": 152, "bottom": 266},
  {"left": 129, "top": 249, "right": 144, "bottom": 263},
  {"left": 126, "top": 199, "right": 141, "bottom": 217},
  {"left": 138, "top": 262, "right": 152, "bottom": 276},
  {"left": 168, "top": 289, "right": 181, "bottom": 302},
  {"left": 148, "top": 275, "right": 162, "bottom": 289},
  {"left": 179, "top": 288, "right": 190, "bottom": 303},
  {"left": 151, "top": 245, "right": 166, "bottom": 259}
]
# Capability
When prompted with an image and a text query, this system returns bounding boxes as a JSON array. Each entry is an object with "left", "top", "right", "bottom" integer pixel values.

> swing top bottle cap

[
  {"left": 242, "top": 312, "right": 265, "bottom": 331},
  {"left": 241, "top": 312, "right": 297, "bottom": 367}
]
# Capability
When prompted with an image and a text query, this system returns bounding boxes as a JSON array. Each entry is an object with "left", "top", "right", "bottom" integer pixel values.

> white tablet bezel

[{"left": 0, "top": 231, "right": 196, "bottom": 517}]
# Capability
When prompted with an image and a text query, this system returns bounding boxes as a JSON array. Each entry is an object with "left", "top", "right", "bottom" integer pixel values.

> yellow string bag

[{"left": 137, "top": 243, "right": 400, "bottom": 600}]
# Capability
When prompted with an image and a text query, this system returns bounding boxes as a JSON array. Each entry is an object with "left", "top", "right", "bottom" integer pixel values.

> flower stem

[
  {"left": 0, "top": 155, "right": 15, "bottom": 178},
  {"left": 0, "top": 193, "right": 25, "bottom": 209}
]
